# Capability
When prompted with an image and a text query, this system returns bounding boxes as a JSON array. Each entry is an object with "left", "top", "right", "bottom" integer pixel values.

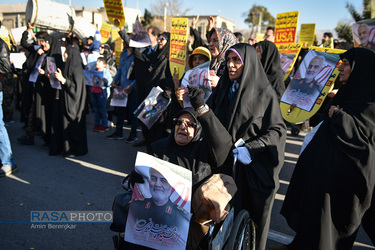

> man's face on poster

[
  {"left": 305, "top": 58, "right": 323, "bottom": 82},
  {"left": 188, "top": 69, "right": 199, "bottom": 86},
  {"left": 358, "top": 25, "right": 369, "bottom": 45},
  {"left": 280, "top": 56, "right": 289, "bottom": 67},
  {"left": 149, "top": 169, "right": 172, "bottom": 206}
]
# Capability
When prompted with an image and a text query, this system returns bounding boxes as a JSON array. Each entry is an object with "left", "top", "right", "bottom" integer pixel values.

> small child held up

[{"left": 91, "top": 57, "right": 112, "bottom": 132}]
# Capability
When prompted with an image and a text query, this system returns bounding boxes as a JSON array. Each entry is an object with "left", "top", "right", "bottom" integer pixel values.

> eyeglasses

[
  {"left": 157, "top": 37, "right": 166, "bottom": 42},
  {"left": 99, "top": 46, "right": 105, "bottom": 49},
  {"left": 173, "top": 118, "right": 196, "bottom": 128}
]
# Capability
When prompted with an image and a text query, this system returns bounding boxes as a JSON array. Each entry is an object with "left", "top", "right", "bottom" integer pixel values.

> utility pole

[
  {"left": 258, "top": 12, "right": 263, "bottom": 35},
  {"left": 164, "top": 2, "right": 169, "bottom": 31}
]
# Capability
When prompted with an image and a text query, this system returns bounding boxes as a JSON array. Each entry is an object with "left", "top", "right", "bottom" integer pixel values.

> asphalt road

[{"left": 0, "top": 111, "right": 373, "bottom": 249}]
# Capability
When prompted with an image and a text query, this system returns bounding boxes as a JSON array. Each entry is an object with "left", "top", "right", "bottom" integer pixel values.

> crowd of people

[{"left": 0, "top": 13, "right": 374, "bottom": 250}]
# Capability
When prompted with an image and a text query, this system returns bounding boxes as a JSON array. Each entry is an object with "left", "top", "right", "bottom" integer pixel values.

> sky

[{"left": 2, "top": 0, "right": 362, "bottom": 33}]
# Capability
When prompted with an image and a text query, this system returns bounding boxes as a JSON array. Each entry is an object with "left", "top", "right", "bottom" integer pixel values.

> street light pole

[{"left": 164, "top": 2, "right": 169, "bottom": 31}]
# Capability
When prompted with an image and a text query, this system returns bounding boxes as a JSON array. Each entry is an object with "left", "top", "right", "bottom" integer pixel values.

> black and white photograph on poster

[
  {"left": 281, "top": 50, "right": 340, "bottom": 112},
  {"left": 29, "top": 54, "right": 46, "bottom": 83},
  {"left": 352, "top": 19, "right": 375, "bottom": 52},
  {"left": 134, "top": 86, "right": 171, "bottom": 129},
  {"left": 83, "top": 70, "right": 105, "bottom": 87},
  {"left": 181, "top": 61, "right": 211, "bottom": 108},
  {"left": 125, "top": 152, "right": 192, "bottom": 250},
  {"left": 46, "top": 57, "right": 61, "bottom": 89},
  {"left": 110, "top": 87, "right": 128, "bottom": 107}
]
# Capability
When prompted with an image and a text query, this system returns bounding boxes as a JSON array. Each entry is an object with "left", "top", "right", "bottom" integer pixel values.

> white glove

[{"left": 233, "top": 147, "right": 252, "bottom": 165}]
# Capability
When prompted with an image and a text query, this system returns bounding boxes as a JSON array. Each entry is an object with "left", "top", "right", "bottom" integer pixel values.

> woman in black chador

[
  {"left": 254, "top": 40, "right": 286, "bottom": 101},
  {"left": 280, "top": 48, "right": 375, "bottom": 249},
  {"left": 55, "top": 44, "right": 87, "bottom": 157},
  {"left": 207, "top": 43, "right": 286, "bottom": 250}
]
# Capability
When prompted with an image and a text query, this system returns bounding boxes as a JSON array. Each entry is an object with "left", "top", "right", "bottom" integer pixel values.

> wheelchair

[{"left": 110, "top": 166, "right": 256, "bottom": 249}]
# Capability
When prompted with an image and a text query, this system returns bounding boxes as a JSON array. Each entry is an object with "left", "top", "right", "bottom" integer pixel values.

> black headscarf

[
  {"left": 208, "top": 43, "right": 286, "bottom": 250},
  {"left": 256, "top": 40, "right": 285, "bottom": 100},
  {"left": 43, "top": 34, "right": 64, "bottom": 70},
  {"left": 281, "top": 48, "right": 375, "bottom": 248},
  {"left": 209, "top": 43, "right": 286, "bottom": 167},
  {"left": 62, "top": 44, "right": 86, "bottom": 122},
  {"left": 151, "top": 107, "right": 210, "bottom": 192}
]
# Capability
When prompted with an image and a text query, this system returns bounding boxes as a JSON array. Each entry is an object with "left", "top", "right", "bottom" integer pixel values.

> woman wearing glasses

[{"left": 149, "top": 104, "right": 232, "bottom": 194}]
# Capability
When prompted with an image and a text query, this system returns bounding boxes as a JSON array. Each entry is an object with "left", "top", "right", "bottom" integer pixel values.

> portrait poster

[
  {"left": 299, "top": 23, "right": 315, "bottom": 48},
  {"left": 10, "top": 53, "right": 26, "bottom": 69},
  {"left": 274, "top": 11, "right": 299, "bottom": 44},
  {"left": 352, "top": 19, "right": 375, "bottom": 52},
  {"left": 180, "top": 61, "right": 211, "bottom": 108},
  {"left": 46, "top": 57, "right": 61, "bottom": 89},
  {"left": 125, "top": 152, "right": 192, "bottom": 250},
  {"left": 281, "top": 49, "right": 340, "bottom": 112},
  {"left": 29, "top": 54, "right": 46, "bottom": 83},
  {"left": 276, "top": 43, "right": 302, "bottom": 81},
  {"left": 83, "top": 70, "right": 105, "bottom": 87},
  {"left": 129, "top": 16, "right": 151, "bottom": 48},
  {"left": 169, "top": 18, "right": 188, "bottom": 80},
  {"left": 134, "top": 86, "right": 171, "bottom": 129},
  {"left": 110, "top": 87, "right": 128, "bottom": 107},
  {"left": 103, "top": 0, "right": 125, "bottom": 27}
]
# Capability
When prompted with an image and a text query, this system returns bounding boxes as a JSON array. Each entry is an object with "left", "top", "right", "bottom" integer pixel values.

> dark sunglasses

[
  {"left": 100, "top": 46, "right": 105, "bottom": 48},
  {"left": 173, "top": 118, "right": 196, "bottom": 128}
]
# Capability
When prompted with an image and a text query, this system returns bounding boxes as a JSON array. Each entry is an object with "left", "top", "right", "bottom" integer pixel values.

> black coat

[
  {"left": 151, "top": 108, "right": 233, "bottom": 194},
  {"left": 256, "top": 40, "right": 286, "bottom": 101},
  {"left": 208, "top": 43, "right": 286, "bottom": 250},
  {"left": 281, "top": 48, "right": 375, "bottom": 249}
]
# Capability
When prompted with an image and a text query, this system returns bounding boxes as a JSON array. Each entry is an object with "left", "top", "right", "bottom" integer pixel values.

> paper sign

[
  {"left": 280, "top": 47, "right": 343, "bottom": 122},
  {"left": 181, "top": 61, "right": 211, "bottom": 107},
  {"left": 125, "top": 152, "right": 192, "bottom": 250},
  {"left": 276, "top": 43, "right": 302, "bottom": 81},
  {"left": 104, "top": 0, "right": 125, "bottom": 27},
  {"left": 83, "top": 70, "right": 105, "bottom": 87},
  {"left": 100, "top": 22, "right": 113, "bottom": 44},
  {"left": 274, "top": 11, "right": 299, "bottom": 44},
  {"left": 110, "top": 87, "right": 128, "bottom": 107},
  {"left": 46, "top": 57, "right": 61, "bottom": 89},
  {"left": 169, "top": 18, "right": 188, "bottom": 80},
  {"left": 352, "top": 19, "right": 375, "bottom": 52},
  {"left": 299, "top": 24, "right": 315, "bottom": 48},
  {"left": 134, "top": 87, "right": 171, "bottom": 129}
]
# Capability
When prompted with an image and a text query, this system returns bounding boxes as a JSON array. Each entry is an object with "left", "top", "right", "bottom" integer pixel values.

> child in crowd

[{"left": 91, "top": 57, "right": 112, "bottom": 132}]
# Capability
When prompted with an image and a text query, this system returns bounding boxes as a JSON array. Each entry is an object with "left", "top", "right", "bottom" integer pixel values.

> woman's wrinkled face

[
  {"left": 226, "top": 51, "right": 244, "bottom": 80},
  {"left": 209, "top": 32, "right": 220, "bottom": 59},
  {"left": 338, "top": 58, "right": 351, "bottom": 83},
  {"left": 174, "top": 113, "right": 196, "bottom": 146}
]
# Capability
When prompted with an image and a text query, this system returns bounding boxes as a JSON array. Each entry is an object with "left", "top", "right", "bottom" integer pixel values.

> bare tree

[
  {"left": 150, "top": 0, "right": 191, "bottom": 17},
  {"left": 244, "top": 5, "right": 275, "bottom": 38}
]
